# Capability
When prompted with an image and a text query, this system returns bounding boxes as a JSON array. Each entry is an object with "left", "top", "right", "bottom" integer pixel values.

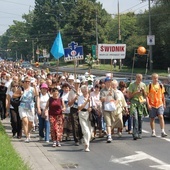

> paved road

[
  {"left": 43, "top": 65, "right": 168, "bottom": 83},
  {"left": 2, "top": 116, "right": 170, "bottom": 170}
]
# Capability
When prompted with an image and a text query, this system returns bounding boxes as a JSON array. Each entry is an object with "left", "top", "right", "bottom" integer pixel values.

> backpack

[
  {"left": 149, "top": 83, "right": 163, "bottom": 92},
  {"left": 10, "top": 86, "right": 24, "bottom": 109}
]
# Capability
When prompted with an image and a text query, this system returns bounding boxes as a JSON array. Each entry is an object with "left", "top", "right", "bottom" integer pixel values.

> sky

[{"left": 0, "top": 0, "right": 150, "bottom": 36}]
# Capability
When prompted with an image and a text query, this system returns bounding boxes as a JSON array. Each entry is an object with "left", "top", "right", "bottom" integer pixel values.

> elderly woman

[
  {"left": 90, "top": 84, "right": 103, "bottom": 138},
  {"left": 78, "top": 85, "right": 92, "bottom": 152},
  {"left": 111, "top": 80, "right": 128, "bottom": 137},
  {"left": 60, "top": 83, "right": 72, "bottom": 141},
  {"left": 6, "top": 81, "right": 22, "bottom": 138},
  {"left": 37, "top": 83, "right": 50, "bottom": 142},
  {"left": 119, "top": 81, "right": 132, "bottom": 134},
  {"left": 44, "top": 88, "right": 65, "bottom": 147}
]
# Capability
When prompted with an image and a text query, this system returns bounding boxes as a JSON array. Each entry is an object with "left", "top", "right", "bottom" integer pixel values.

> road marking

[
  {"left": 110, "top": 151, "right": 170, "bottom": 170},
  {"left": 157, "top": 136, "right": 170, "bottom": 142},
  {"left": 142, "top": 130, "right": 170, "bottom": 143},
  {"left": 142, "top": 129, "right": 150, "bottom": 133}
]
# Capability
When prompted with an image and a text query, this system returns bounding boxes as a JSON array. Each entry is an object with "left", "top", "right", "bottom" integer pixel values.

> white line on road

[
  {"left": 109, "top": 151, "right": 170, "bottom": 170},
  {"left": 142, "top": 129, "right": 150, "bottom": 134}
]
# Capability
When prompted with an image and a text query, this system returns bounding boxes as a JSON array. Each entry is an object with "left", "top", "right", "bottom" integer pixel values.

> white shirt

[
  {"left": 61, "top": 92, "right": 70, "bottom": 114},
  {"left": 39, "top": 93, "right": 50, "bottom": 110},
  {"left": 78, "top": 95, "right": 90, "bottom": 109}
]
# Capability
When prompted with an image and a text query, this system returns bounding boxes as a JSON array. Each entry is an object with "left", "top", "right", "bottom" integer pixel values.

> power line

[
  {"left": 0, "top": 10, "right": 22, "bottom": 17},
  {"left": 0, "top": 0, "right": 34, "bottom": 8}
]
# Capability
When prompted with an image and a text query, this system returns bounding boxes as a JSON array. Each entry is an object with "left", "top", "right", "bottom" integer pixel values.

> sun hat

[
  {"left": 74, "top": 79, "right": 81, "bottom": 83},
  {"left": 68, "top": 75, "right": 74, "bottom": 80},
  {"left": 105, "top": 73, "right": 112, "bottom": 78},
  {"left": 61, "top": 76, "right": 66, "bottom": 79},
  {"left": 40, "top": 83, "right": 48, "bottom": 89}
]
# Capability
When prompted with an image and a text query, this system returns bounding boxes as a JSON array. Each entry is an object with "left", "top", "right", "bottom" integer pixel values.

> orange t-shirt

[{"left": 147, "top": 83, "right": 165, "bottom": 108}]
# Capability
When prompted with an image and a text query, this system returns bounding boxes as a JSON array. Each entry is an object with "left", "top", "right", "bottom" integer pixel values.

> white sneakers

[
  {"left": 25, "top": 138, "right": 30, "bottom": 143},
  {"left": 151, "top": 131, "right": 168, "bottom": 137},
  {"left": 151, "top": 132, "right": 156, "bottom": 137},
  {"left": 161, "top": 132, "right": 168, "bottom": 137},
  {"left": 52, "top": 141, "right": 61, "bottom": 147},
  {"left": 25, "top": 133, "right": 31, "bottom": 143},
  {"left": 85, "top": 148, "right": 90, "bottom": 152}
]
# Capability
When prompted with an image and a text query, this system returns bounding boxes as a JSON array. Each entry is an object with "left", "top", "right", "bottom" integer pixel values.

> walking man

[
  {"left": 128, "top": 74, "right": 147, "bottom": 140},
  {"left": 146, "top": 73, "right": 167, "bottom": 137}
]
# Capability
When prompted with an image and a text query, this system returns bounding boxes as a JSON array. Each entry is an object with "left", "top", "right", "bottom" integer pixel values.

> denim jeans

[
  {"left": 132, "top": 108, "right": 143, "bottom": 137},
  {"left": 38, "top": 114, "right": 50, "bottom": 141},
  {"left": 101, "top": 116, "right": 106, "bottom": 132},
  {"left": 123, "top": 114, "right": 132, "bottom": 131}
]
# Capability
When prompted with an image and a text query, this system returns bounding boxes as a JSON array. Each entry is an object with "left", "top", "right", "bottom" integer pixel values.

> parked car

[
  {"left": 164, "top": 84, "right": 170, "bottom": 118},
  {"left": 21, "top": 61, "right": 32, "bottom": 69}
]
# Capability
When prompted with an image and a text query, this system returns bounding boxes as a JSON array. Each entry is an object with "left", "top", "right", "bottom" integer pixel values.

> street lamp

[{"left": 45, "top": 13, "right": 60, "bottom": 31}]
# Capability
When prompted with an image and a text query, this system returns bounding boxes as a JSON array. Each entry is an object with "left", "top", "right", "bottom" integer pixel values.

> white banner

[{"left": 98, "top": 44, "right": 126, "bottom": 59}]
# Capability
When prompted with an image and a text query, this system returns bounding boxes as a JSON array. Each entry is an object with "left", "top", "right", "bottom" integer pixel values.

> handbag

[
  {"left": 104, "top": 101, "right": 116, "bottom": 112},
  {"left": 10, "top": 97, "right": 21, "bottom": 108}
]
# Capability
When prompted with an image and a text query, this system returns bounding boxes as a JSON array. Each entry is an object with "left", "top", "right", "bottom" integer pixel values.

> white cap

[
  {"left": 74, "top": 79, "right": 81, "bottom": 83},
  {"left": 105, "top": 73, "right": 112, "bottom": 78},
  {"left": 30, "top": 78, "right": 36, "bottom": 83},
  {"left": 88, "top": 76, "right": 93, "bottom": 81},
  {"left": 61, "top": 76, "right": 66, "bottom": 79},
  {"left": 68, "top": 75, "right": 74, "bottom": 80},
  {"left": 1, "top": 79, "right": 6, "bottom": 84}
]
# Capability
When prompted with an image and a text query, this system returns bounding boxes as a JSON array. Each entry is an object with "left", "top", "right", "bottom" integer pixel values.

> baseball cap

[
  {"left": 105, "top": 77, "right": 112, "bottom": 82},
  {"left": 40, "top": 83, "right": 48, "bottom": 89}
]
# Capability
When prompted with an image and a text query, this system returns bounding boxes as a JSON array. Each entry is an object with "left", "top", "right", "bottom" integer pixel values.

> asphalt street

[{"left": 3, "top": 116, "right": 170, "bottom": 170}]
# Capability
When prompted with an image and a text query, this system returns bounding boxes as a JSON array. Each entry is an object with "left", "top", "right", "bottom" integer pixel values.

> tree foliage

[{"left": 0, "top": 0, "right": 170, "bottom": 70}]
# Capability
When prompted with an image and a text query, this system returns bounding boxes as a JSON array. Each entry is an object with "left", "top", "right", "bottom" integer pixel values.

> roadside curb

[{"left": 1, "top": 117, "right": 63, "bottom": 170}]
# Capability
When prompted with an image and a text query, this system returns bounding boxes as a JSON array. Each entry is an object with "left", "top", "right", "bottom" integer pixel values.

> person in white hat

[
  {"left": 68, "top": 79, "right": 83, "bottom": 146},
  {"left": 68, "top": 75, "right": 75, "bottom": 88}
]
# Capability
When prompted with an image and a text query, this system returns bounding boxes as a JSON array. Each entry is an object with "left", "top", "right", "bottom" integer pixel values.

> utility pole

[
  {"left": 118, "top": 0, "right": 122, "bottom": 69},
  {"left": 148, "top": 0, "right": 153, "bottom": 71},
  {"left": 95, "top": 10, "right": 99, "bottom": 64},
  {"left": 141, "top": 0, "right": 153, "bottom": 71},
  {"left": 96, "top": 11, "right": 98, "bottom": 47}
]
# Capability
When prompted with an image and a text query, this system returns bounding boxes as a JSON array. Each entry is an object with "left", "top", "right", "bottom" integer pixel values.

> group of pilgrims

[{"left": 0, "top": 60, "right": 167, "bottom": 152}]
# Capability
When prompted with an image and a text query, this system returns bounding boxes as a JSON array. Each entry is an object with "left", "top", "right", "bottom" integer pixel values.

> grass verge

[{"left": 0, "top": 121, "right": 30, "bottom": 170}]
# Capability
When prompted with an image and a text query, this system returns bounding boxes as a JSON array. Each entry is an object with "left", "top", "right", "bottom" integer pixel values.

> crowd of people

[{"left": 0, "top": 61, "right": 168, "bottom": 152}]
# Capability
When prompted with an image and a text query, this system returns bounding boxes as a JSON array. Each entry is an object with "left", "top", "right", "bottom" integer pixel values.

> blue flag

[{"left": 50, "top": 32, "right": 64, "bottom": 59}]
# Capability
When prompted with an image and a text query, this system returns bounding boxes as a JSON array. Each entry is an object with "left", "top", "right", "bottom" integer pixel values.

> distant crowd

[{"left": 0, "top": 60, "right": 168, "bottom": 152}]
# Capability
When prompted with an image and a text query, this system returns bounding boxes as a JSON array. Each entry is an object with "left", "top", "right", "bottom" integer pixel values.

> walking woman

[
  {"left": 111, "top": 80, "right": 128, "bottom": 137},
  {"left": 44, "top": 88, "right": 65, "bottom": 147},
  {"left": 90, "top": 84, "right": 103, "bottom": 138},
  {"left": 36, "top": 83, "right": 50, "bottom": 142},
  {"left": 78, "top": 85, "right": 92, "bottom": 152},
  {"left": 18, "top": 76, "right": 38, "bottom": 142},
  {"left": 6, "top": 81, "right": 22, "bottom": 138}
]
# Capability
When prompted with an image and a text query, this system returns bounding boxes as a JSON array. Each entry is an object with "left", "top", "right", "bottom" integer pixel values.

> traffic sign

[
  {"left": 147, "top": 35, "right": 155, "bottom": 45},
  {"left": 64, "top": 41, "right": 84, "bottom": 62}
]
